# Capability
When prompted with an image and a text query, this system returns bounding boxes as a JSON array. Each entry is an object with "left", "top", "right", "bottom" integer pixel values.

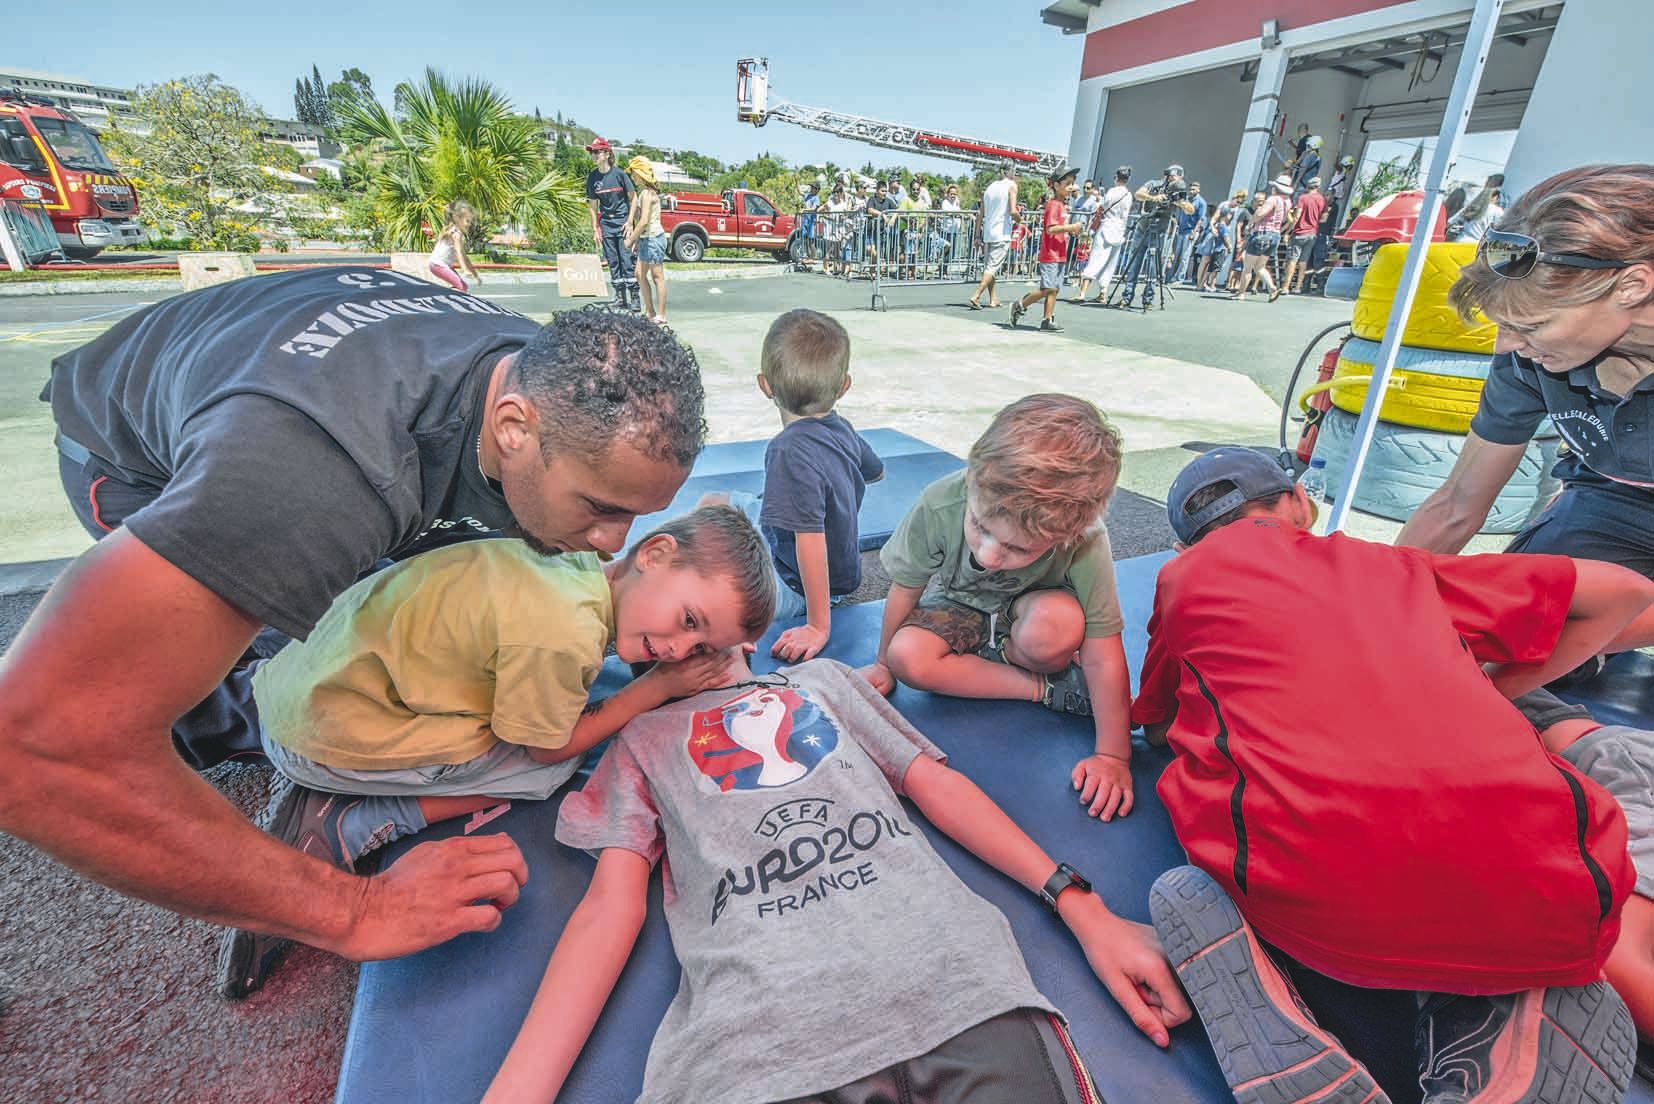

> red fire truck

[
  {"left": 660, "top": 188, "right": 800, "bottom": 263},
  {"left": 0, "top": 89, "right": 144, "bottom": 259}
]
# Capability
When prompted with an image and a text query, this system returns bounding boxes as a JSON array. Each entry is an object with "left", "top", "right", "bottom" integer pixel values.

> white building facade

[{"left": 1040, "top": 0, "right": 1652, "bottom": 201}]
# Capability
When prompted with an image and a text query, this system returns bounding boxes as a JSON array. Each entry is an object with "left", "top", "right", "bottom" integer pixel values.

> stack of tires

[{"left": 1308, "top": 242, "right": 1560, "bottom": 533}]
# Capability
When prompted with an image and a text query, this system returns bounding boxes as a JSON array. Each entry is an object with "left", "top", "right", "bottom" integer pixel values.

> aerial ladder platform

[{"left": 735, "top": 58, "right": 1066, "bottom": 176}]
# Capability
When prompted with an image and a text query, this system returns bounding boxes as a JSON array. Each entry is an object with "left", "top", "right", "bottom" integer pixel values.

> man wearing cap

[
  {"left": 1284, "top": 176, "right": 1327, "bottom": 295},
  {"left": 1136, "top": 446, "right": 1649, "bottom": 1104},
  {"left": 1117, "top": 164, "right": 1195, "bottom": 310},
  {"left": 1009, "top": 167, "right": 1083, "bottom": 332},
  {"left": 585, "top": 138, "right": 637, "bottom": 309}
]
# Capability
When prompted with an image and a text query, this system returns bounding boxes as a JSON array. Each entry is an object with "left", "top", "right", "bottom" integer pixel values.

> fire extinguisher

[{"left": 1295, "top": 346, "right": 1343, "bottom": 463}]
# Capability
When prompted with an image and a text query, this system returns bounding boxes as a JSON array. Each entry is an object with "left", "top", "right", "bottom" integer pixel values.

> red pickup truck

[{"left": 661, "top": 187, "right": 800, "bottom": 263}]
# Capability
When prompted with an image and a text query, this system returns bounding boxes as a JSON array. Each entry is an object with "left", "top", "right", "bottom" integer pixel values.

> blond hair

[
  {"left": 1450, "top": 163, "right": 1654, "bottom": 324},
  {"left": 967, "top": 394, "right": 1123, "bottom": 546},
  {"left": 760, "top": 309, "right": 851, "bottom": 416}
]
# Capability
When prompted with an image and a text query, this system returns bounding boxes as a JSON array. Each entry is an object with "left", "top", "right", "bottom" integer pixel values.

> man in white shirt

[
  {"left": 1074, "top": 166, "right": 1134, "bottom": 303},
  {"left": 969, "top": 164, "right": 1019, "bottom": 311}
]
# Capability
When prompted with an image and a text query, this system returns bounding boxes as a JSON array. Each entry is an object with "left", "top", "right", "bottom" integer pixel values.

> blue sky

[{"left": 14, "top": 1, "right": 1085, "bottom": 175}]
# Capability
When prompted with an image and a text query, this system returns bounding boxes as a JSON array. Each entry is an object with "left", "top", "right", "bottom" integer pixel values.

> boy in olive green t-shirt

[
  {"left": 863, "top": 395, "right": 1133, "bottom": 824},
  {"left": 219, "top": 506, "right": 774, "bottom": 998}
]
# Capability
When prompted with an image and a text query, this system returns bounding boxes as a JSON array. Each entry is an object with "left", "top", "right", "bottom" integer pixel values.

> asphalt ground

[{"left": 0, "top": 268, "right": 1444, "bottom": 1101}]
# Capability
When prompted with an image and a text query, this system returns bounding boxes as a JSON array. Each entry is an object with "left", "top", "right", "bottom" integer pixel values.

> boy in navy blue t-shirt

[{"left": 712, "top": 309, "right": 883, "bottom": 663}]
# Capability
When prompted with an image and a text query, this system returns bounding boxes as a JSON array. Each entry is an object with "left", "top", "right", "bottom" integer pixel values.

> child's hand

[
  {"left": 649, "top": 644, "right": 754, "bottom": 699},
  {"left": 1072, "top": 753, "right": 1134, "bottom": 821},
  {"left": 857, "top": 661, "right": 896, "bottom": 697},
  {"left": 1066, "top": 902, "right": 1191, "bottom": 1048},
  {"left": 772, "top": 623, "right": 829, "bottom": 663}
]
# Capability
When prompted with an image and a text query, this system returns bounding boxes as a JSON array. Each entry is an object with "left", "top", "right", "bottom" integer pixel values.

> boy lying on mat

[{"left": 482, "top": 654, "right": 1190, "bottom": 1104}]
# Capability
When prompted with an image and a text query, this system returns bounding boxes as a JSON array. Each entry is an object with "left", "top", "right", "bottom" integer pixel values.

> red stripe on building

[{"left": 1082, "top": 0, "right": 1417, "bottom": 80}]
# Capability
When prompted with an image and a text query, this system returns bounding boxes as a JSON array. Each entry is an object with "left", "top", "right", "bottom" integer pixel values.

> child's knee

[
  {"left": 1009, "top": 591, "right": 1085, "bottom": 668},
  {"left": 886, "top": 627, "right": 945, "bottom": 687},
  {"left": 695, "top": 491, "right": 731, "bottom": 509}
]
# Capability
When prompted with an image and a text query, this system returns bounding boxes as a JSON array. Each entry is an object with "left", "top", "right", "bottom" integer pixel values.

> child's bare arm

[
  {"left": 525, "top": 650, "right": 746, "bottom": 764},
  {"left": 773, "top": 532, "right": 832, "bottom": 663},
  {"left": 902, "top": 754, "right": 1190, "bottom": 1047},
  {"left": 483, "top": 848, "right": 650, "bottom": 1103},
  {"left": 1487, "top": 559, "right": 1654, "bottom": 697},
  {"left": 1072, "top": 634, "right": 1134, "bottom": 821},
  {"left": 860, "top": 582, "right": 924, "bottom": 695}
]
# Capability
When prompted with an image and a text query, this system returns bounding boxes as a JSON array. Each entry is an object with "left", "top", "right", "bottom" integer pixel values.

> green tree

[
  {"left": 337, "top": 68, "right": 586, "bottom": 250},
  {"left": 327, "top": 67, "right": 374, "bottom": 114},
  {"left": 104, "top": 74, "right": 278, "bottom": 249},
  {"left": 293, "top": 64, "right": 333, "bottom": 129}
]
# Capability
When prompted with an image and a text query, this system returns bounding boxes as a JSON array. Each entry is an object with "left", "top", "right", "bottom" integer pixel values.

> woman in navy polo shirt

[{"left": 1400, "top": 165, "right": 1654, "bottom": 594}]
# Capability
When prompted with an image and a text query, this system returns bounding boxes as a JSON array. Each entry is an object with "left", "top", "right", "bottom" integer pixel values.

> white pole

[{"left": 1326, "top": 0, "right": 1505, "bottom": 533}]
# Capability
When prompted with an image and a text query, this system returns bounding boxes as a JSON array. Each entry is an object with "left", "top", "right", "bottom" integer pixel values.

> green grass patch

[{"left": 0, "top": 268, "right": 180, "bottom": 283}]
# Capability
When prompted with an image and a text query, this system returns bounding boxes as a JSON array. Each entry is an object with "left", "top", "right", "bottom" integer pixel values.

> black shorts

[{"left": 776, "top": 1008, "right": 1099, "bottom": 1104}]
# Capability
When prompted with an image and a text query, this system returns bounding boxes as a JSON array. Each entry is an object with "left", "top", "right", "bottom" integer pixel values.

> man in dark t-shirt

[
  {"left": 3, "top": 266, "right": 706, "bottom": 977},
  {"left": 585, "top": 137, "right": 637, "bottom": 308}
]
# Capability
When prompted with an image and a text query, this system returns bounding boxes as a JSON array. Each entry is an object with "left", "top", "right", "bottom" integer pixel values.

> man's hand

[
  {"left": 337, "top": 833, "right": 530, "bottom": 961},
  {"left": 773, "top": 623, "right": 829, "bottom": 663},
  {"left": 648, "top": 644, "right": 754, "bottom": 699},
  {"left": 1063, "top": 895, "right": 1192, "bottom": 1048},
  {"left": 1072, "top": 752, "right": 1134, "bottom": 821},
  {"left": 857, "top": 661, "right": 896, "bottom": 697}
]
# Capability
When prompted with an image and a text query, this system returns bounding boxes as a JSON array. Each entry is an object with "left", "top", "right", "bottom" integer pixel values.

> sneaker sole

[
  {"left": 1150, "top": 866, "right": 1389, "bottom": 1104},
  {"left": 215, "top": 926, "right": 292, "bottom": 1001},
  {"left": 1471, "top": 984, "right": 1636, "bottom": 1104}
]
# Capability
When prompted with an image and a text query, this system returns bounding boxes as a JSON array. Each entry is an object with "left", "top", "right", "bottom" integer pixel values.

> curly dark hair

[{"left": 508, "top": 306, "right": 708, "bottom": 468}]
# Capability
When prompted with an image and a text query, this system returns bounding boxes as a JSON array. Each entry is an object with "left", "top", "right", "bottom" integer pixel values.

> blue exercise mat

[
  {"left": 628, "top": 428, "right": 962, "bottom": 553},
  {"left": 338, "top": 551, "right": 1654, "bottom": 1104}
]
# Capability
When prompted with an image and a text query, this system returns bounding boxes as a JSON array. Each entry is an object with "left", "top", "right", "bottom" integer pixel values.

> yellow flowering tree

[{"left": 101, "top": 75, "right": 279, "bottom": 250}]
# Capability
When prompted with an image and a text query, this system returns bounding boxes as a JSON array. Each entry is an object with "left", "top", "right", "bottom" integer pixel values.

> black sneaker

[
  {"left": 215, "top": 777, "right": 388, "bottom": 1000},
  {"left": 1151, "top": 866, "right": 1390, "bottom": 1104},
  {"left": 1546, "top": 654, "right": 1608, "bottom": 691},
  {"left": 1010, "top": 301, "right": 1026, "bottom": 327},
  {"left": 1040, "top": 663, "right": 1092, "bottom": 717},
  {"left": 1040, "top": 319, "right": 1064, "bottom": 333},
  {"left": 1416, "top": 985, "right": 1635, "bottom": 1103}
]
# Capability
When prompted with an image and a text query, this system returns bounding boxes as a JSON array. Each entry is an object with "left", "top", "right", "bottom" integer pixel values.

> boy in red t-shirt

[
  {"left": 1139, "top": 447, "right": 1651, "bottom": 1104},
  {"left": 1011, "top": 167, "right": 1084, "bottom": 334}
]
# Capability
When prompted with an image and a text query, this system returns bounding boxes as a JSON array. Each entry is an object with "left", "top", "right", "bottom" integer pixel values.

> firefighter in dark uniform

[{"left": 585, "top": 137, "right": 637, "bottom": 309}]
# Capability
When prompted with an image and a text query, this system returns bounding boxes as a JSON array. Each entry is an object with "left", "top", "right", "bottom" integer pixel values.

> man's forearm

[
  {"left": 0, "top": 533, "right": 369, "bottom": 951},
  {"left": 1395, "top": 490, "right": 1481, "bottom": 553},
  {"left": 1, "top": 729, "right": 367, "bottom": 948}
]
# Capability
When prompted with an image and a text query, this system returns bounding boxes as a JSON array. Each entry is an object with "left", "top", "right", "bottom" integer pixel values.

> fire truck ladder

[{"left": 735, "top": 58, "right": 1065, "bottom": 176}]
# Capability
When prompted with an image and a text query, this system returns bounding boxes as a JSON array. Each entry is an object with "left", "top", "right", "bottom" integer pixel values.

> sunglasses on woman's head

[{"left": 1479, "top": 229, "right": 1633, "bottom": 280}]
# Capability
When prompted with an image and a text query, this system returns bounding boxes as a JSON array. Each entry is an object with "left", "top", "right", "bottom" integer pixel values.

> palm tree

[{"left": 336, "top": 69, "right": 586, "bottom": 250}]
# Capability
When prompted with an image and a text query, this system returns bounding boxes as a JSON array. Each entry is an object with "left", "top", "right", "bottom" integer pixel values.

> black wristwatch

[{"left": 1039, "top": 863, "right": 1093, "bottom": 913}]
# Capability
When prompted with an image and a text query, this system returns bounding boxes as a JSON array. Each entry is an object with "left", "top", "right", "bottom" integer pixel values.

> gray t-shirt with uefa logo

[{"left": 556, "top": 659, "right": 1055, "bottom": 1104}]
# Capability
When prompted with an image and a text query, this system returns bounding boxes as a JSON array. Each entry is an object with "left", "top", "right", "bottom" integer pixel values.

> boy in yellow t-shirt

[{"left": 218, "top": 505, "right": 775, "bottom": 998}]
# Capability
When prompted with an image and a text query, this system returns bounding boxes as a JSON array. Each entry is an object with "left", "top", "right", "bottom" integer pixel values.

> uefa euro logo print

[{"left": 687, "top": 685, "right": 839, "bottom": 792}]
